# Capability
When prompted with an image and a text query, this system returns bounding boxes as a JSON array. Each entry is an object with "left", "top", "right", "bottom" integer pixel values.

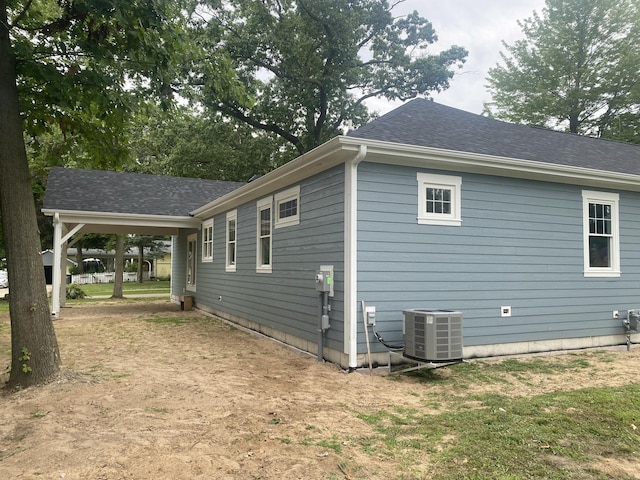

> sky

[{"left": 365, "top": 0, "right": 547, "bottom": 116}]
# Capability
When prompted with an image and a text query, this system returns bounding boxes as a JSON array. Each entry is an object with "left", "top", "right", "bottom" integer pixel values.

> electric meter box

[{"left": 315, "top": 270, "right": 332, "bottom": 293}]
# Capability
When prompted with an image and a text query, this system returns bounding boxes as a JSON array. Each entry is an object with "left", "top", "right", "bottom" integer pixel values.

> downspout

[{"left": 344, "top": 144, "right": 367, "bottom": 369}]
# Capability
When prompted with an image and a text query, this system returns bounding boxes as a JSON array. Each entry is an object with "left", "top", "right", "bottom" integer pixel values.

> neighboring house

[
  {"left": 66, "top": 242, "right": 173, "bottom": 278},
  {"left": 43, "top": 99, "right": 640, "bottom": 369}
]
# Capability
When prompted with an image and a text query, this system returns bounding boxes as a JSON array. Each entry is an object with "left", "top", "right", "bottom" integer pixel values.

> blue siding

[
  {"left": 357, "top": 162, "right": 640, "bottom": 353},
  {"left": 190, "top": 166, "right": 346, "bottom": 351}
]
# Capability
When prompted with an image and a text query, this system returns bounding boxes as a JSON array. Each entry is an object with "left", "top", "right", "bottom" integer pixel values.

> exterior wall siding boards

[
  {"left": 357, "top": 162, "right": 640, "bottom": 355},
  {"left": 194, "top": 166, "right": 346, "bottom": 356}
]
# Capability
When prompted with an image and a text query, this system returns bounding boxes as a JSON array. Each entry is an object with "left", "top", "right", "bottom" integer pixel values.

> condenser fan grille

[{"left": 403, "top": 309, "right": 463, "bottom": 362}]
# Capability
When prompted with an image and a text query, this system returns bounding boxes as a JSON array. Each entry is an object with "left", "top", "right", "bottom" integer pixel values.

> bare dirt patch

[{"left": 1, "top": 300, "right": 639, "bottom": 479}]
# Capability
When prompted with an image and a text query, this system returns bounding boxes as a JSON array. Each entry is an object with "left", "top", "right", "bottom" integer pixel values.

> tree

[
  {"left": 112, "top": 234, "right": 125, "bottom": 299},
  {"left": 1, "top": 0, "right": 59, "bottom": 386},
  {"left": 128, "top": 105, "right": 294, "bottom": 181},
  {"left": 485, "top": 0, "right": 640, "bottom": 140},
  {"left": 197, "top": 0, "right": 468, "bottom": 154},
  {"left": 1, "top": 0, "right": 192, "bottom": 388},
  {"left": 128, "top": 235, "right": 168, "bottom": 283}
]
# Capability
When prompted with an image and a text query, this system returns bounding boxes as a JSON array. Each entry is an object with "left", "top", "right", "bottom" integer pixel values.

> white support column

[
  {"left": 170, "top": 234, "right": 177, "bottom": 300},
  {"left": 59, "top": 240, "right": 68, "bottom": 308},
  {"left": 51, "top": 213, "right": 63, "bottom": 316},
  {"left": 344, "top": 145, "right": 367, "bottom": 369}
]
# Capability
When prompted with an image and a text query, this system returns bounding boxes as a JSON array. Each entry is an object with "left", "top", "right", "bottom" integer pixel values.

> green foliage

[
  {"left": 486, "top": 0, "right": 640, "bottom": 142},
  {"left": 19, "top": 347, "right": 32, "bottom": 373},
  {"left": 10, "top": 0, "right": 194, "bottom": 166},
  {"left": 197, "top": 0, "right": 468, "bottom": 154},
  {"left": 66, "top": 283, "right": 86, "bottom": 300},
  {"left": 128, "top": 105, "right": 294, "bottom": 181}
]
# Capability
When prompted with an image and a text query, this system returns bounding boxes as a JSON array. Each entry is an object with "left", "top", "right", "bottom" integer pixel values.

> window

[
  {"left": 582, "top": 190, "right": 620, "bottom": 277},
  {"left": 202, "top": 219, "right": 213, "bottom": 262},
  {"left": 274, "top": 185, "right": 300, "bottom": 228},
  {"left": 186, "top": 233, "right": 197, "bottom": 290},
  {"left": 417, "top": 173, "right": 462, "bottom": 226},
  {"left": 226, "top": 210, "right": 237, "bottom": 272},
  {"left": 256, "top": 197, "right": 272, "bottom": 273}
]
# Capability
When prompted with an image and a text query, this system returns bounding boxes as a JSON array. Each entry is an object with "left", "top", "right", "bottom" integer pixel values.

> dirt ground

[{"left": 1, "top": 300, "right": 640, "bottom": 480}]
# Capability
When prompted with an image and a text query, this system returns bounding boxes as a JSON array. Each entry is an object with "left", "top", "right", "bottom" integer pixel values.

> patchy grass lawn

[{"left": 1, "top": 301, "right": 639, "bottom": 479}]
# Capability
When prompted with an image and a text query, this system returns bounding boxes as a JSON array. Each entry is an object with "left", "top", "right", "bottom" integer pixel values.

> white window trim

[
  {"left": 582, "top": 190, "right": 620, "bottom": 278},
  {"left": 226, "top": 210, "right": 237, "bottom": 272},
  {"left": 186, "top": 233, "right": 197, "bottom": 291},
  {"left": 417, "top": 173, "right": 462, "bottom": 226},
  {"left": 274, "top": 185, "right": 300, "bottom": 228},
  {"left": 256, "top": 197, "right": 273, "bottom": 273},
  {"left": 201, "top": 218, "right": 213, "bottom": 263}
]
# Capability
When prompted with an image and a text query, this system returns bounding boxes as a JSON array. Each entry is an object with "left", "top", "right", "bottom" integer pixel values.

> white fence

[{"left": 70, "top": 272, "right": 149, "bottom": 285}]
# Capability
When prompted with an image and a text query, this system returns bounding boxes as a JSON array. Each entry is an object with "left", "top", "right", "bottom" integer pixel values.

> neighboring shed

[
  {"left": 40, "top": 249, "right": 76, "bottom": 284},
  {"left": 43, "top": 99, "right": 640, "bottom": 369}
]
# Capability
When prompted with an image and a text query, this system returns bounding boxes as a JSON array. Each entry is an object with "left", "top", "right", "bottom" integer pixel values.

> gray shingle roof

[
  {"left": 348, "top": 98, "right": 640, "bottom": 175},
  {"left": 43, "top": 167, "right": 245, "bottom": 216}
]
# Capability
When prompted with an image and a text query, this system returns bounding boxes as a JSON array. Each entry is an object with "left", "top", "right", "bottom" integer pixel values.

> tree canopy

[
  {"left": 485, "top": 0, "right": 640, "bottom": 141},
  {"left": 1, "top": 0, "right": 195, "bottom": 387},
  {"left": 127, "top": 106, "right": 293, "bottom": 182},
  {"left": 196, "top": 0, "right": 468, "bottom": 154}
]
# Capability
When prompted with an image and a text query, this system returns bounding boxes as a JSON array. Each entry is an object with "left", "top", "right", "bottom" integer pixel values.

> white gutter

[
  {"left": 353, "top": 138, "right": 640, "bottom": 191},
  {"left": 344, "top": 145, "right": 367, "bottom": 369},
  {"left": 191, "top": 137, "right": 358, "bottom": 218},
  {"left": 41, "top": 209, "right": 201, "bottom": 229},
  {"left": 192, "top": 135, "right": 640, "bottom": 221}
]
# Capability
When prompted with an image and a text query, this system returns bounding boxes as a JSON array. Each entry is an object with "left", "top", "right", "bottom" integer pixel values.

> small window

[
  {"left": 202, "top": 219, "right": 213, "bottom": 263},
  {"left": 226, "top": 210, "right": 237, "bottom": 272},
  {"left": 186, "top": 233, "right": 197, "bottom": 291},
  {"left": 582, "top": 190, "right": 620, "bottom": 277},
  {"left": 417, "top": 173, "right": 462, "bottom": 226},
  {"left": 274, "top": 185, "right": 300, "bottom": 228},
  {"left": 256, "top": 197, "right": 272, "bottom": 273}
]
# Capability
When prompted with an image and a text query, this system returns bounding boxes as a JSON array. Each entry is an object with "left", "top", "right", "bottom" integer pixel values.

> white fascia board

[
  {"left": 191, "top": 137, "right": 359, "bottom": 218},
  {"left": 358, "top": 139, "right": 640, "bottom": 191},
  {"left": 41, "top": 209, "right": 201, "bottom": 229}
]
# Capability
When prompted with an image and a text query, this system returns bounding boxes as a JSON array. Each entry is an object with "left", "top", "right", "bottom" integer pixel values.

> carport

[{"left": 41, "top": 167, "right": 244, "bottom": 316}]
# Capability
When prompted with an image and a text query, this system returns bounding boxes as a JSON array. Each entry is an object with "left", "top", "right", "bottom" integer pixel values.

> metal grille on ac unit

[{"left": 403, "top": 309, "right": 463, "bottom": 362}]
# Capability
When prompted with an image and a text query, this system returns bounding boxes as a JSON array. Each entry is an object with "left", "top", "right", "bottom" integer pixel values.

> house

[
  {"left": 66, "top": 242, "right": 173, "bottom": 279},
  {"left": 43, "top": 99, "right": 640, "bottom": 369}
]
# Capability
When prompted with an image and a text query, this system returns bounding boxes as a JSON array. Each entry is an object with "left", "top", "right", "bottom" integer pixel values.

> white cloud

[{"left": 365, "top": 0, "right": 546, "bottom": 115}]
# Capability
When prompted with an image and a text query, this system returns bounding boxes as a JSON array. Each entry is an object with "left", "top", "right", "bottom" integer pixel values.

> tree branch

[{"left": 217, "top": 101, "right": 304, "bottom": 154}]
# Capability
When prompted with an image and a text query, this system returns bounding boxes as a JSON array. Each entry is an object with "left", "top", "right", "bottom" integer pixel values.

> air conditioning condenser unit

[{"left": 403, "top": 309, "right": 463, "bottom": 362}]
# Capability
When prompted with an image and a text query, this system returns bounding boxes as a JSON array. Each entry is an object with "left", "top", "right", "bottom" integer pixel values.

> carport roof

[{"left": 43, "top": 167, "right": 245, "bottom": 217}]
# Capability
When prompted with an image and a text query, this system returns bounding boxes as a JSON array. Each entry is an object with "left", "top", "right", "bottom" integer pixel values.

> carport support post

[
  {"left": 58, "top": 241, "right": 68, "bottom": 309},
  {"left": 51, "top": 213, "right": 62, "bottom": 316}
]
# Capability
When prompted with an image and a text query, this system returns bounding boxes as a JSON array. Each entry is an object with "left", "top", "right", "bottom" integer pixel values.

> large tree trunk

[
  {"left": 0, "top": 1, "right": 60, "bottom": 387},
  {"left": 137, "top": 248, "right": 144, "bottom": 283},
  {"left": 111, "top": 234, "right": 124, "bottom": 298},
  {"left": 75, "top": 239, "right": 84, "bottom": 274}
]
